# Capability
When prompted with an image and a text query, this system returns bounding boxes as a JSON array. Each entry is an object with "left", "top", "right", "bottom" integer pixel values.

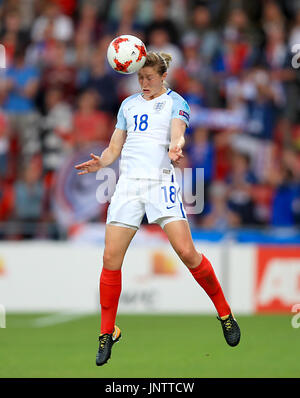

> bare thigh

[
  {"left": 163, "top": 220, "right": 202, "bottom": 268},
  {"left": 103, "top": 224, "right": 137, "bottom": 270}
]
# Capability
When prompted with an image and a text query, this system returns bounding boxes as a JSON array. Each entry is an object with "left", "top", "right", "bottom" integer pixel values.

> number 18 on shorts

[{"left": 107, "top": 177, "right": 186, "bottom": 229}]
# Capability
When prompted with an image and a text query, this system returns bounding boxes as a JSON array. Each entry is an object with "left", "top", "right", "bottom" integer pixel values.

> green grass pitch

[{"left": 0, "top": 313, "right": 298, "bottom": 378}]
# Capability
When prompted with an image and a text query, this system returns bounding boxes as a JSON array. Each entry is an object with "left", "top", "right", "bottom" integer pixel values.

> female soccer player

[{"left": 75, "top": 52, "right": 241, "bottom": 366}]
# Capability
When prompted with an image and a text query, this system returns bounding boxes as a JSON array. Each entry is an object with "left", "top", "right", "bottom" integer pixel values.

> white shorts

[{"left": 106, "top": 175, "right": 187, "bottom": 230}]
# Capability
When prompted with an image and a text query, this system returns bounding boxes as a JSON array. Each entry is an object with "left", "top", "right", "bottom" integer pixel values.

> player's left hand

[{"left": 168, "top": 145, "right": 184, "bottom": 165}]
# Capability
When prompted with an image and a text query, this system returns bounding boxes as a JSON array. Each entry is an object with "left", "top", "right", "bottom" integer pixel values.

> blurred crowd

[{"left": 0, "top": 0, "right": 300, "bottom": 239}]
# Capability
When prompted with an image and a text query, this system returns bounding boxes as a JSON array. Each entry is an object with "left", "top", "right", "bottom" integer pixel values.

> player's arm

[
  {"left": 168, "top": 118, "right": 186, "bottom": 164},
  {"left": 75, "top": 128, "right": 126, "bottom": 175}
]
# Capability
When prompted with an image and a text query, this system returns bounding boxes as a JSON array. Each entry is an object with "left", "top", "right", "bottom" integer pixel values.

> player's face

[{"left": 138, "top": 67, "right": 167, "bottom": 100}]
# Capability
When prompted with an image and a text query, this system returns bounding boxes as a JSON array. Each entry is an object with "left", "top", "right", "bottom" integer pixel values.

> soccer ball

[{"left": 107, "top": 35, "right": 147, "bottom": 74}]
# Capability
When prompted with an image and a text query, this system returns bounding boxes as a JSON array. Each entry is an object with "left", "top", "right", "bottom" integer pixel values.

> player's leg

[
  {"left": 162, "top": 219, "right": 230, "bottom": 315},
  {"left": 101, "top": 176, "right": 144, "bottom": 334},
  {"left": 100, "top": 223, "right": 137, "bottom": 333},
  {"left": 96, "top": 223, "right": 137, "bottom": 366},
  {"left": 162, "top": 219, "right": 240, "bottom": 346},
  {"left": 146, "top": 178, "right": 232, "bottom": 317}
]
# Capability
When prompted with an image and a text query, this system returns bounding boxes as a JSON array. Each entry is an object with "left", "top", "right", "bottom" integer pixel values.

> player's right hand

[{"left": 74, "top": 153, "right": 102, "bottom": 175}]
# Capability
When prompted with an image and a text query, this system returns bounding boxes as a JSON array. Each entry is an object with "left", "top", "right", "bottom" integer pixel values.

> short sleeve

[
  {"left": 171, "top": 94, "right": 191, "bottom": 127},
  {"left": 115, "top": 101, "right": 127, "bottom": 131}
]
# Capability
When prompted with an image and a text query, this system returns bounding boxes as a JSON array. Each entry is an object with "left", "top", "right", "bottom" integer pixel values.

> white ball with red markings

[{"left": 107, "top": 35, "right": 147, "bottom": 74}]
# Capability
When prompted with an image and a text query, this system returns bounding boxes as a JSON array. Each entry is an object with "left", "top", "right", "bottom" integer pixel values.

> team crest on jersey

[{"left": 153, "top": 101, "right": 166, "bottom": 112}]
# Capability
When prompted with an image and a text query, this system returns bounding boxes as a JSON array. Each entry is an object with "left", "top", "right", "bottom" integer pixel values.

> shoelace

[
  {"left": 99, "top": 334, "right": 110, "bottom": 350},
  {"left": 223, "top": 318, "right": 233, "bottom": 331}
]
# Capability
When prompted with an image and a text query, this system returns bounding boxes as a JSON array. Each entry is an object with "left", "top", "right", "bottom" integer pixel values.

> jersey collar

[{"left": 139, "top": 88, "right": 171, "bottom": 102}]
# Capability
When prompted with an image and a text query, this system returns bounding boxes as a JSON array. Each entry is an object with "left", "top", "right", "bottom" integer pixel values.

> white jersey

[{"left": 115, "top": 88, "right": 190, "bottom": 180}]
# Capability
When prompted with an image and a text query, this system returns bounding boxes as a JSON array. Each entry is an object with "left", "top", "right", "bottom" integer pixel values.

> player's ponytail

[{"left": 160, "top": 53, "right": 172, "bottom": 70}]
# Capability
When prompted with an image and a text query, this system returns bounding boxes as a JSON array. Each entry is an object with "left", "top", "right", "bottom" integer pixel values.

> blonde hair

[{"left": 143, "top": 51, "right": 172, "bottom": 75}]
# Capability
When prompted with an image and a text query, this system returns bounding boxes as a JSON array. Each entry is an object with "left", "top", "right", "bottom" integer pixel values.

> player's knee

[
  {"left": 103, "top": 249, "right": 122, "bottom": 270},
  {"left": 176, "top": 245, "right": 197, "bottom": 267}
]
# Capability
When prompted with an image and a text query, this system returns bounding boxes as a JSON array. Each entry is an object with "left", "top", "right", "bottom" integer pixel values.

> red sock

[
  {"left": 188, "top": 254, "right": 231, "bottom": 317},
  {"left": 100, "top": 267, "right": 122, "bottom": 334}
]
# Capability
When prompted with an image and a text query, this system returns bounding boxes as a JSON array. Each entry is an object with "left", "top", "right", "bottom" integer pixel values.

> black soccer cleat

[
  {"left": 217, "top": 313, "right": 241, "bottom": 347},
  {"left": 96, "top": 325, "right": 121, "bottom": 366}
]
